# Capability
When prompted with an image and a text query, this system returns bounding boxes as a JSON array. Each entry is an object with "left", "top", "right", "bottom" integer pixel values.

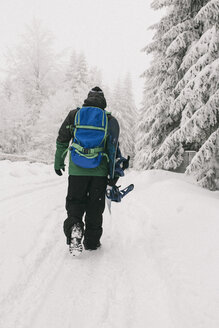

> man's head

[{"left": 83, "top": 86, "right": 107, "bottom": 109}]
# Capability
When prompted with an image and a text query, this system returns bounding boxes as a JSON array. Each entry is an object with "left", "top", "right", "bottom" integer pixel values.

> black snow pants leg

[{"left": 64, "top": 176, "right": 107, "bottom": 246}]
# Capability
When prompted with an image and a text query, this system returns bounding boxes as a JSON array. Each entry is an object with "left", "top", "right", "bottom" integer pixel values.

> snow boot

[
  {"left": 83, "top": 240, "right": 101, "bottom": 251},
  {"left": 69, "top": 223, "right": 83, "bottom": 256}
]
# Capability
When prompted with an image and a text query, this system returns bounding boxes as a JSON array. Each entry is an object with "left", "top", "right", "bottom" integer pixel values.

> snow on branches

[
  {"left": 180, "top": 26, "right": 218, "bottom": 72},
  {"left": 162, "top": 20, "right": 193, "bottom": 43},
  {"left": 195, "top": 0, "right": 219, "bottom": 26},
  {"left": 186, "top": 128, "right": 219, "bottom": 190},
  {"left": 166, "top": 30, "right": 199, "bottom": 57},
  {"left": 151, "top": 0, "right": 174, "bottom": 10}
]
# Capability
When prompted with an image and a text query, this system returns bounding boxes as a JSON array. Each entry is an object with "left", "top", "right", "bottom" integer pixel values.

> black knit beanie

[
  {"left": 83, "top": 86, "right": 107, "bottom": 109},
  {"left": 89, "top": 86, "right": 104, "bottom": 94}
]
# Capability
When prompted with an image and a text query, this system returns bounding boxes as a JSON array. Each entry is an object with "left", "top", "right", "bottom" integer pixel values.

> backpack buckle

[{"left": 83, "top": 148, "right": 90, "bottom": 154}]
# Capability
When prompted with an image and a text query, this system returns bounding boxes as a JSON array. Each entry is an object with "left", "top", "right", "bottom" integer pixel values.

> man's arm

[{"left": 54, "top": 109, "right": 77, "bottom": 171}]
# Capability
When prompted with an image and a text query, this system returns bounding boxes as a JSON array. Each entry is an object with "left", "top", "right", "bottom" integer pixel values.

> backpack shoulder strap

[{"left": 65, "top": 107, "right": 80, "bottom": 136}]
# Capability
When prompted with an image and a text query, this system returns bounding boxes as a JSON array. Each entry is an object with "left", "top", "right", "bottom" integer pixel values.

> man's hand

[
  {"left": 108, "top": 177, "right": 119, "bottom": 186},
  {"left": 122, "top": 156, "right": 130, "bottom": 170},
  {"left": 55, "top": 167, "right": 65, "bottom": 176}
]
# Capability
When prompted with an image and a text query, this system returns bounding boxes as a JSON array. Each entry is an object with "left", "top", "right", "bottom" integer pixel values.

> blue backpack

[{"left": 70, "top": 106, "right": 109, "bottom": 168}]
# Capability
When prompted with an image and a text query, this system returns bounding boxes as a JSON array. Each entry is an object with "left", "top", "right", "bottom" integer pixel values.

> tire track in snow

[
  {"left": 0, "top": 179, "right": 66, "bottom": 234},
  {"left": 0, "top": 179, "right": 64, "bottom": 203},
  {"left": 0, "top": 205, "right": 66, "bottom": 328},
  {"left": 31, "top": 246, "right": 110, "bottom": 328},
  {"left": 30, "top": 216, "right": 137, "bottom": 328},
  {"left": 100, "top": 207, "right": 174, "bottom": 328},
  {"left": 31, "top": 204, "right": 175, "bottom": 328},
  {"left": 0, "top": 177, "right": 67, "bottom": 328}
]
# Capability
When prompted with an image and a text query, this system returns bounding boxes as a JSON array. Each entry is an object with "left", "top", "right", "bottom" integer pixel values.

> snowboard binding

[{"left": 106, "top": 184, "right": 134, "bottom": 203}]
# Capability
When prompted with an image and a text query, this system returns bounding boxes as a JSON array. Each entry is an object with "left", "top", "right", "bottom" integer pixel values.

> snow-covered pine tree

[
  {"left": 108, "top": 75, "right": 136, "bottom": 162},
  {"left": 65, "top": 52, "right": 89, "bottom": 107},
  {"left": 109, "top": 78, "right": 124, "bottom": 130},
  {"left": 135, "top": 0, "right": 219, "bottom": 189},
  {"left": 0, "top": 85, "right": 30, "bottom": 154},
  {"left": 134, "top": 0, "right": 201, "bottom": 169},
  {"left": 5, "top": 19, "right": 59, "bottom": 111},
  {"left": 121, "top": 74, "right": 136, "bottom": 164},
  {"left": 149, "top": 0, "right": 219, "bottom": 189},
  {"left": 1, "top": 19, "right": 61, "bottom": 156},
  {"left": 27, "top": 89, "right": 75, "bottom": 162},
  {"left": 65, "top": 51, "right": 78, "bottom": 91},
  {"left": 87, "top": 66, "right": 103, "bottom": 90}
]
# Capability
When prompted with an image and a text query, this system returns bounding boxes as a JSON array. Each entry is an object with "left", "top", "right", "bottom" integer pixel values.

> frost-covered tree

[
  {"left": 121, "top": 74, "right": 136, "bottom": 163},
  {"left": 65, "top": 51, "right": 104, "bottom": 108},
  {"left": 27, "top": 89, "right": 75, "bottom": 161},
  {"left": 135, "top": 0, "right": 207, "bottom": 169},
  {"left": 109, "top": 75, "right": 136, "bottom": 162},
  {"left": 0, "top": 87, "right": 30, "bottom": 154},
  {"left": 110, "top": 78, "right": 124, "bottom": 124},
  {"left": 135, "top": 0, "right": 219, "bottom": 189},
  {"left": 65, "top": 52, "right": 90, "bottom": 107},
  {"left": 5, "top": 19, "right": 59, "bottom": 111},
  {"left": 0, "top": 19, "right": 61, "bottom": 156},
  {"left": 87, "top": 66, "right": 102, "bottom": 90},
  {"left": 152, "top": 0, "right": 219, "bottom": 189}
]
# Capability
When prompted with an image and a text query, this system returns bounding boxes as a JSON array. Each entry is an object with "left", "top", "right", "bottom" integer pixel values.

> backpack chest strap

[
  {"left": 75, "top": 125, "right": 106, "bottom": 132},
  {"left": 71, "top": 142, "right": 104, "bottom": 155}
]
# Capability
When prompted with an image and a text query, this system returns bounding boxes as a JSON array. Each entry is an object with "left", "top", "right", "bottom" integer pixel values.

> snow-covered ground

[{"left": 0, "top": 160, "right": 219, "bottom": 328}]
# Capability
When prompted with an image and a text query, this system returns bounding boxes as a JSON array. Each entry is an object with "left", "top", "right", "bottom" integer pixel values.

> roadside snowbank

[{"left": 120, "top": 170, "right": 219, "bottom": 328}]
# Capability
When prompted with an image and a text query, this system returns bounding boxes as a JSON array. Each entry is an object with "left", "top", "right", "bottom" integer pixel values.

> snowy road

[{"left": 1, "top": 161, "right": 219, "bottom": 328}]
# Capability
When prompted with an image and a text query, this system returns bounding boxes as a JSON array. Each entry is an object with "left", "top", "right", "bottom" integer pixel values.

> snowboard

[{"left": 106, "top": 116, "right": 120, "bottom": 213}]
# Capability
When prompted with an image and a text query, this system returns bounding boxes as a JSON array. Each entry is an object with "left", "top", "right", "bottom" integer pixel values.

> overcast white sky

[{"left": 0, "top": 0, "right": 163, "bottom": 104}]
